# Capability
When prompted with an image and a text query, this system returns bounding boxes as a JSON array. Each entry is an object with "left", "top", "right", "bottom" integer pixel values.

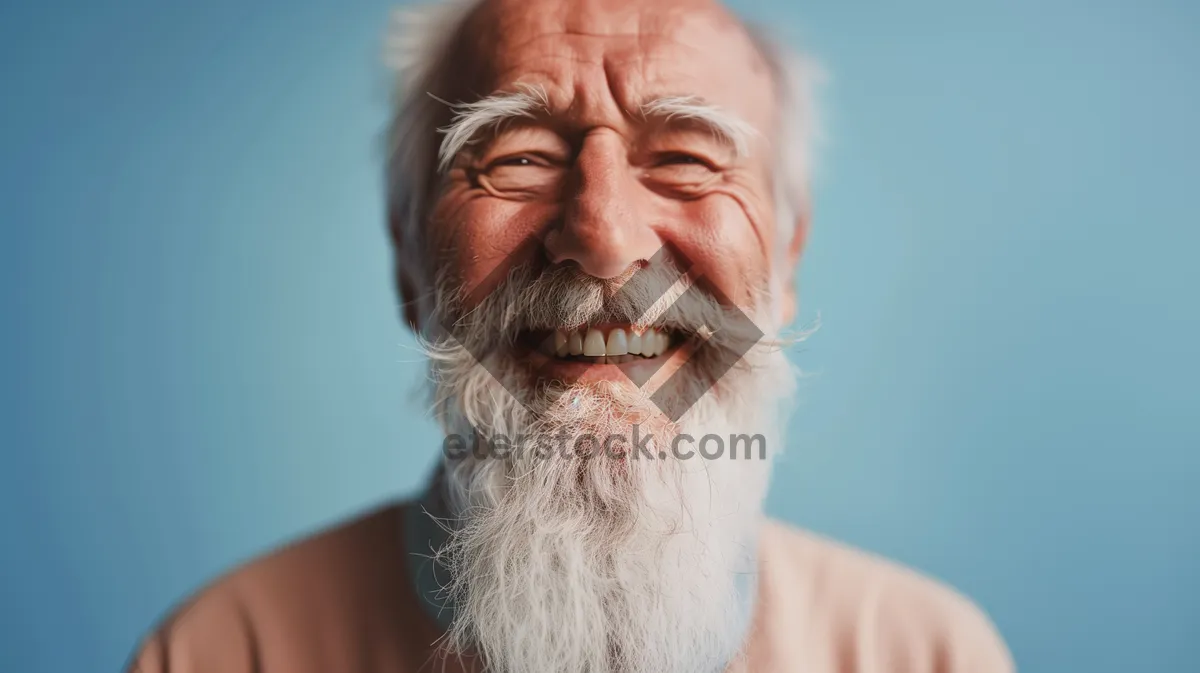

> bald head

[{"left": 443, "top": 0, "right": 777, "bottom": 114}]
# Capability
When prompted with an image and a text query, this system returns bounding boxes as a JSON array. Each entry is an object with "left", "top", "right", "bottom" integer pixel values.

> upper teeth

[{"left": 554, "top": 327, "right": 670, "bottom": 358}]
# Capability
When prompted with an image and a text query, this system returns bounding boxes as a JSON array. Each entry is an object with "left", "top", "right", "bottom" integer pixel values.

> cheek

[
  {"left": 665, "top": 198, "right": 774, "bottom": 308},
  {"left": 428, "top": 194, "right": 554, "bottom": 305}
]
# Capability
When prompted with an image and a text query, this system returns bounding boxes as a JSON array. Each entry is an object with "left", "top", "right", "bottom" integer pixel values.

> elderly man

[{"left": 128, "top": 0, "right": 1014, "bottom": 671}]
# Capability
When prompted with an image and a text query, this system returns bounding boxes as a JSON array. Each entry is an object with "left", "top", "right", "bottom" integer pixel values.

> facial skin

[{"left": 402, "top": 0, "right": 807, "bottom": 387}]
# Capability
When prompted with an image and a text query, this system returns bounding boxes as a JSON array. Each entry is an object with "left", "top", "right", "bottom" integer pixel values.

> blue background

[{"left": 2, "top": 0, "right": 1197, "bottom": 671}]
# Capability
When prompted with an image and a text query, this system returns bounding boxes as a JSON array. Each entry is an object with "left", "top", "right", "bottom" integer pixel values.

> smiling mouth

[{"left": 521, "top": 325, "right": 683, "bottom": 364}]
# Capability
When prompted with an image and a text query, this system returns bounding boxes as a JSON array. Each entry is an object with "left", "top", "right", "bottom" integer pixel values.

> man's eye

[
  {"left": 656, "top": 152, "right": 710, "bottom": 167},
  {"left": 491, "top": 155, "right": 540, "bottom": 168},
  {"left": 476, "top": 153, "right": 565, "bottom": 198}
]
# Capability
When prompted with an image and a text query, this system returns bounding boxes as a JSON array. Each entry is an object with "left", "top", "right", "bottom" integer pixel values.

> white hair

[
  {"left": 382, "top": 0, "right": 481, "bottom": 290},
  {"left": 419, "top": 253, "right": 797, "bottom": 673},
  {"left": 639, "top": 95, "right": 761, "bottom": 159},
  {"left": 382, "top": 0, "right": 823, "bottom": 296},
  {"left": 434, "top": 83, "right": 551, "bottom": 172}
]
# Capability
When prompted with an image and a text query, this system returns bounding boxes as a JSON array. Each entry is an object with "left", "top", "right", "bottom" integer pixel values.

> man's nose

[{"left": 543, "top": 133, "right": 661, "bottom": 279}]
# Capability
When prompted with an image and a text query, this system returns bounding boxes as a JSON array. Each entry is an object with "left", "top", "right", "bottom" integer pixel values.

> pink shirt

[{"left": 128, "top": 502, "right": 1014, "bottom": 673}]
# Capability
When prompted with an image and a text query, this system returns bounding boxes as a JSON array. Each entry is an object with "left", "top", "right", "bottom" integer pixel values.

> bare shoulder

[
  {"left": 125, "top": 502, "right": 421, "bottom": 673},
  {"left": 755, "top": 519, "right": 1015, "bottom": 673}
]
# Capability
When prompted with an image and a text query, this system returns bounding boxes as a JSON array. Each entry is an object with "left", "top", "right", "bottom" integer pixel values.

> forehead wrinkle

[{"left": 443, "top": 4, "right": 775, "bottom": 159}]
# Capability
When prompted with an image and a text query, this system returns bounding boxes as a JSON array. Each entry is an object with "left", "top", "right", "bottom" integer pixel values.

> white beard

[{"left": 421, "top": 264, "right": 798, "bottom": 673}]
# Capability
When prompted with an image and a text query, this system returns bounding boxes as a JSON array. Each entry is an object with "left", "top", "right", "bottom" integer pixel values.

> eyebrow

[
  {"left": 435, "top": 84, "right": 550, "bottom": 172},
  {"left": 434, "top": 87, "right": 758, "bottom": 172},
  {"left": 638, "top": 95, "right": 758, "bottom": 158}
]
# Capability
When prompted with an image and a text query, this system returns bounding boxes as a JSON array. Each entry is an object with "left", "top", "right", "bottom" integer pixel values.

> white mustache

[{"left": 436, "top": 261, "right": 767, "bottom": 357}]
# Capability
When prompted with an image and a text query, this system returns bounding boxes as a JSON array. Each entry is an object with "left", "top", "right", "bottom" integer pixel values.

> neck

[{"left": 404, "top": 468, "right": 458, "bottom": 633}]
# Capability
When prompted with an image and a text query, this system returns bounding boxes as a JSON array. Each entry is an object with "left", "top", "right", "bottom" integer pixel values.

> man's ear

[
  {"left": 389, "top": 210, "right": 425, "bottom": 334},
  {"left": 398, "top": 270, "right": 422, "bottom": 333},
  {"left": 779, "top": 206, "right": 810, "bottom": 326}
]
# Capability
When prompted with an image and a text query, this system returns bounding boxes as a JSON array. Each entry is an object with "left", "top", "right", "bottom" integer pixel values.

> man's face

[
  {"left": 402, "top": 3, "right": 803, "bottom": 671},
  {"left": 420, "top": 0, "right": 792, "bottom": 404}
]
